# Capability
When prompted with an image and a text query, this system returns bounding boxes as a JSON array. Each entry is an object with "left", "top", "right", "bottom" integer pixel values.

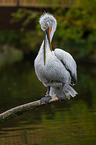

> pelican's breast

[
  {"left": 34, "top": 51, "right": 71, "bottom": 84},
  {"left": 34, "top": 53, "right": 47, "bottom": 82}
]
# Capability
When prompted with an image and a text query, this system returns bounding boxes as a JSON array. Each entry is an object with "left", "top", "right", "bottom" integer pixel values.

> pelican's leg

[
  {"left": 46, "top": 86, "right": 50, "bottom": 96},
  {"left": 48, "top": 84, "right": 67, "bottom": 101},
  {"left": 40, "top": 86, "right": 51, "bottom": 104}
]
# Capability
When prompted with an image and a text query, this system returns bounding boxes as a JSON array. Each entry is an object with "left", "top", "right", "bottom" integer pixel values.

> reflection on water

[{"left": 0, "top": 62, "right": 96, "bottom": 145}]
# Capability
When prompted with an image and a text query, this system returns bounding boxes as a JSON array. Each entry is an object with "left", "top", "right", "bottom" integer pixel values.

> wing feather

[{"left": 54, "top": 48, "right": 77, "bottom": 84}]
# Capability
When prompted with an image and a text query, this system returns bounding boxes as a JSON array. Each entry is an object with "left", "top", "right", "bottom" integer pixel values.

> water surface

[{"left": 0, "top": 62, "right": 96, "bottom": 145}]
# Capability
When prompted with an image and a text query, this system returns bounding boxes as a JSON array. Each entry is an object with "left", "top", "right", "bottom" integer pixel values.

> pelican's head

[{"left": 39, "top": 13, "right": 57, "bottom": 65}]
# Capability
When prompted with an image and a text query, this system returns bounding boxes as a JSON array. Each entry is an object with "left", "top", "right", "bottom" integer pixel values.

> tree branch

[{"left": 0, "top": 96, "right": 59, "bottom": 123}]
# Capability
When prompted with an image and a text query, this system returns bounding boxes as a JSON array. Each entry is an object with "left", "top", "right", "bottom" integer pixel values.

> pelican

[{"left": 34, "top": 13, "right": 77, "bottom": 103}]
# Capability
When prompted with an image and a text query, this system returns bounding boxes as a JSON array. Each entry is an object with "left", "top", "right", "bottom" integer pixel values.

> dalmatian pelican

[{"left": 34, "top": 13, "right": 77, "bottom": 103}]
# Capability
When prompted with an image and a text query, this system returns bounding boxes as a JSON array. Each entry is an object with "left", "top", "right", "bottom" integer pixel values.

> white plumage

[{"left": 34, "top": 13, "right": 77, "bottom": 102}]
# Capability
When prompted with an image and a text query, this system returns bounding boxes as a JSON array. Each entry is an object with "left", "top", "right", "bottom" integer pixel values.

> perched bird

[{"left": 34, "top": 13, "right": 77, "bottom": 103}]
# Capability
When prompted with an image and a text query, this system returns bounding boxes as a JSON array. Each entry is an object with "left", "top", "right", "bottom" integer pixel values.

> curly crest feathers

[{"left": 39, "top": 13, "right": 57, "bottom": 34}]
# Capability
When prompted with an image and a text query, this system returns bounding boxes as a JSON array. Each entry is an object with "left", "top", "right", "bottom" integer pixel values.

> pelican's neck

[{"left": 38, "top": 38, "right": 50, "bottom": 56}]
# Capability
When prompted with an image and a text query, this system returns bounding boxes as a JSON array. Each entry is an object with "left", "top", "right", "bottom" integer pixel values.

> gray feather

[{"left": 54, "top": 48, "right": 77, "bottom": 84}]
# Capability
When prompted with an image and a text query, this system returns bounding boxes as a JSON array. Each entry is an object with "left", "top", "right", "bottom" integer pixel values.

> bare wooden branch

[
  {"left": 0, "top": 94, "right": 70, "bottom": 123},
  {"left": 0, "top": 96, "right": 59, "bottom": 123}
]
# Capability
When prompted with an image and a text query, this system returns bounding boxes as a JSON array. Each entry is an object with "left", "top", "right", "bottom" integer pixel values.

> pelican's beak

[
  {"left": 44, "top": 30, "right": 46, "bottom": 65},
  {"left": 46, "top": 27, "right": 52, "bottom": 52},
  {"left": 43, "top": 26, "right": 52, "bottom": 65}
]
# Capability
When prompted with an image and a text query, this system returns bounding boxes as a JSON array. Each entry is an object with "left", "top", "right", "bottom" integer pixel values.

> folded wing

[{"left": 54, "top": 48, "right": 77, "bottom": 85}]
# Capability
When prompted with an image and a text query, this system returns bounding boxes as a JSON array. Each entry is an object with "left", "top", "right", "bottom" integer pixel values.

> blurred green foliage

[
  {"left": 0, "top": 0, "right": 96, "bottom": 60},
  {"left": 0, "top": 45, "right": 23, "bottom": 68},
  {"left": 0, "top": 30, "right": 17, "bottom": 45},
  {"left": 54, "top": 0, "right": 96, "bottom": 58}
]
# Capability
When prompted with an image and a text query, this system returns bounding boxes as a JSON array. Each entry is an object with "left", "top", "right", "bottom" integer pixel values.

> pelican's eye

[{"left": 44, "top": 26, "right": 46, "bottom": 30}]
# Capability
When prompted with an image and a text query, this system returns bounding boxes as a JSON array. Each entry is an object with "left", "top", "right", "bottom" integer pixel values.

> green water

[{"left": 0, "top": 62, "right": 96, "bottom": 145}]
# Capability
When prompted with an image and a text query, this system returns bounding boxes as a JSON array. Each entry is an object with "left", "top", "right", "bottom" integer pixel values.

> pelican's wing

[{"left": 54, "top": 48, "right": 77, "bottom": 84}]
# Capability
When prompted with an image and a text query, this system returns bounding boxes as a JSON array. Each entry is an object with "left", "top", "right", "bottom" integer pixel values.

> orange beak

[{"left": 49, "top": 27, "right": 52, "bottom": 51}]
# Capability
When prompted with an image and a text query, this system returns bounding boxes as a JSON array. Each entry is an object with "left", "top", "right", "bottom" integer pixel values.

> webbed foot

[{"left": 40, "top": 96, "right": 51, "bottom": 104}]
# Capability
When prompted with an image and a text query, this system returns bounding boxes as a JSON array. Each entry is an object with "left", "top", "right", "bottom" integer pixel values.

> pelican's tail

[
  {"left": 63, "top": 84, "right": 78, "bottom": 98},
  {"left": 49, "top": 85, "right": 77, "bottom": 100}
]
